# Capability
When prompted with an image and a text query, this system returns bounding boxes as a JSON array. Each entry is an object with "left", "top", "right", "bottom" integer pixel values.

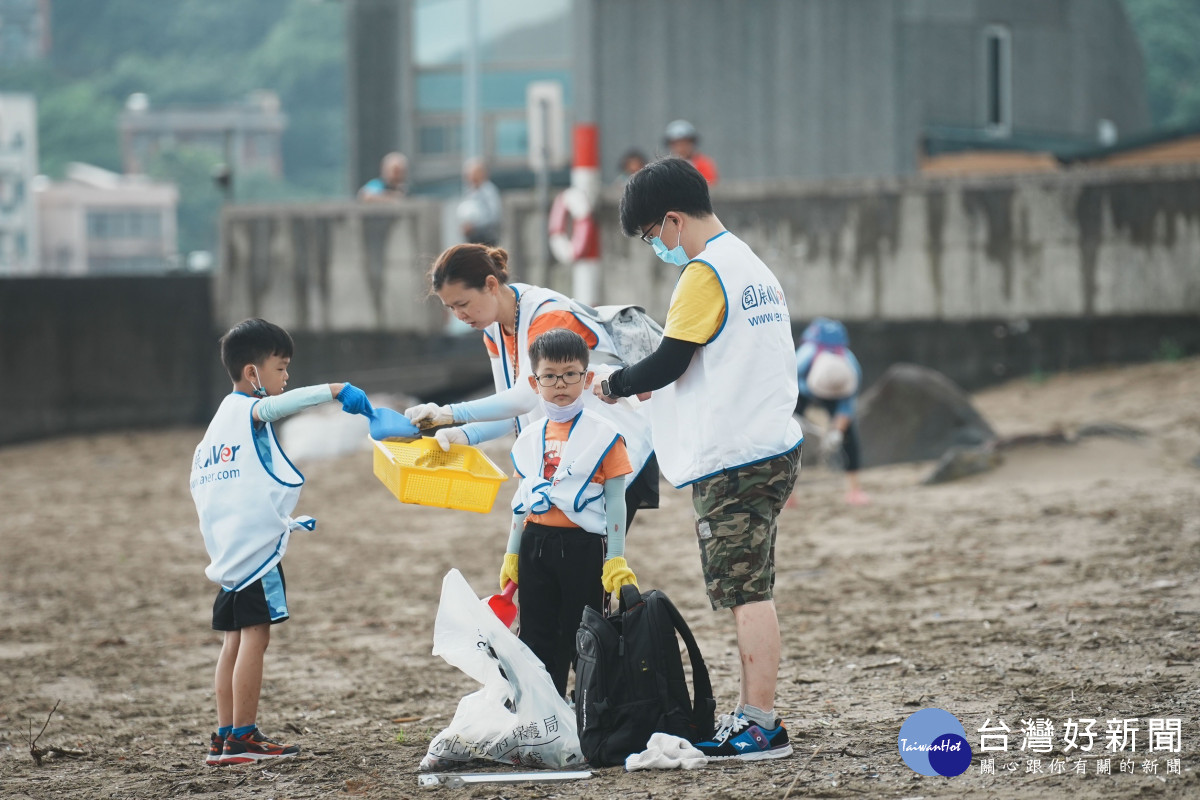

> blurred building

[
  {"left": 0, "top": 92, "right": 37, "bottom": 275},
  {"left": 346, "top": 0, "right": 1150, "bottom": 191},
  {"left": 37, "top": 163, "right": 178, "bottom": 276},
  {"left": 118, "top": 91, "right": 287, "bottom": 178},
  {"left": 0, "top": 0, "right": 50, "bottom": 66}
]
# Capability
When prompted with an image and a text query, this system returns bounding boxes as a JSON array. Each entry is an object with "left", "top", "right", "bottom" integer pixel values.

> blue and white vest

[
  {"left": 510, "top": 410, "right": 623, "bottom": 535},
  {"left": 190, "top": 393, "right": 314, "bottom": 591},
  {"left": 485, "top": 283, "right": 654, "bottom": 479},
  {"left": 650, "top": 232, "right": 804, "bottom": 487}
]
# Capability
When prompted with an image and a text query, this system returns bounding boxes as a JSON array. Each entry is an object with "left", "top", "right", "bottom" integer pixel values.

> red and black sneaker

[
  {"left": 205, "top": 732, "right": 226, "bottom": 766},
  {"left": 219, "top": 728, "right": 300, "bottom": 765}
]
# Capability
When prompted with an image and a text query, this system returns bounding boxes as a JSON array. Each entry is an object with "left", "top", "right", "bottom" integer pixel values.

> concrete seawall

[{"left": 3, "top": 164, "right": 1197, "bottom": 445}]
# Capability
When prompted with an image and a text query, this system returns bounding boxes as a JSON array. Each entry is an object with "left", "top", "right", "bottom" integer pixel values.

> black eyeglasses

[
  {"left": 639, "top": 213, "right": 669, "bottom": 245},
  {"left": 535, "top": 371, "right": 585, "bottom": 387}
]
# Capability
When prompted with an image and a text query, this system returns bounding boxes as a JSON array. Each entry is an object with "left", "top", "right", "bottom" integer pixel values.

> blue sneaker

[{"left": 694, "top": 714, "right": 792, "bottom": 761}]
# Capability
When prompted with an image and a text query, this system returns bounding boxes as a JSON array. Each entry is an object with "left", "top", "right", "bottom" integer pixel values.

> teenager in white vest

[
  {"left": 402, "top": 243, "right": 658, "bottom": 530},
  {"left": 189, "top": 318, "right": 373, "bottom": 766},
  {"left": 595, "top": 158, "right": 803, "bottom": 762},
  {"left": 499, "top": 328, "right": 639, "bottom": 696}
]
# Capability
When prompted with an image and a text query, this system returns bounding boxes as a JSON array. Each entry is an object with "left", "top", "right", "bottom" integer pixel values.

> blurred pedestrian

[
  {"left": 457, "top": 157, "right": 502, "bottom": 245},
  {"left": 358, "top": 152, "right": 408, "bottom": 202},
  {"left": 663, "top": 119, "right": 718, "bottom": 185},
  {"left": 615, "top": 148, "right": 647, "bottom": 186},
  {"left": 795, "top": 317, "right": 869, "bottom": 506}
]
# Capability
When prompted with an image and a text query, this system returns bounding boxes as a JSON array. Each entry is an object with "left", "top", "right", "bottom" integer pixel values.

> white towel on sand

[{"left": 625, "top": 733, "right": 708, "bottom": 771}]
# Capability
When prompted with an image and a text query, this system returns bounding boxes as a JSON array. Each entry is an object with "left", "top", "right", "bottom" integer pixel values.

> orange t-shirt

[
  {"left": 529, "top": 421, "right": 632, "bottom": 528},
  {"left": 689, "top": 152, "right": 719, "bottom": 185},
  {"left": 483, "top": 308, "right": 600, "bottom": 368}
]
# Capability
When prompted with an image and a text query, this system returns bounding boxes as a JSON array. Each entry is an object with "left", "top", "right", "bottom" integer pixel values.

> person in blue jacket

[{"left": 795, "top": 317, "right": 869, "bottom": 506}]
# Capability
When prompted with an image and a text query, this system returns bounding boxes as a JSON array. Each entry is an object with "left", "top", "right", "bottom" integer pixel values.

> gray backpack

[{"left": 570, "top": 302, "right": 664, "bottom": 365}]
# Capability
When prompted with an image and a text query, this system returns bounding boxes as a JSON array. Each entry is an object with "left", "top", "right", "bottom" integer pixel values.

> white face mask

[{"left": 541, "top": 393, "right": 586, "bottom": 423}]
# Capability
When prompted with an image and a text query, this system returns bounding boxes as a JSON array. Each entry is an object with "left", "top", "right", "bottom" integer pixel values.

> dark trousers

[
  {"left": 518, "top": 522, "right": 606, "bottom": 697},
  {"left": 795, "top": 396, "right": 862, "bottom": 472}
]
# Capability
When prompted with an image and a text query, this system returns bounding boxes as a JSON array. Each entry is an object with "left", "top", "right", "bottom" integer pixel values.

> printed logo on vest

[
  {"left": 191, "top": 443, "right": 244, "bottom": 489},
  {"left": 741, "top": 283, "right": 786, "bottom": 310},
  {"left": 198, "top": 443, "right": 241, "bottom": 469}
]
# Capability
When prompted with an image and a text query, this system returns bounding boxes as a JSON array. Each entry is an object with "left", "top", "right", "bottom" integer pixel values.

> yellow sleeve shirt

[{"left": 662, "top": 261, "right": 727, "bottom": 344}]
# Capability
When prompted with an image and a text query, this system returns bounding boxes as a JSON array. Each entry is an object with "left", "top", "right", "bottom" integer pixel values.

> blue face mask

[{"left": 650, "top": 215, "right": 689, "bottom": 266}]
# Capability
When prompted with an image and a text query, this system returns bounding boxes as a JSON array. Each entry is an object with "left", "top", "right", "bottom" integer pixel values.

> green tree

[
  {"left": 148, "top": 146, "right": 225, "bottom": 257},
  {"left": 1123, "top": 0, "right": 1200, "bottom": 126},
  {"left": 36, "top": 83, "right": 122, "bottom": 177},
  {"left": 5, "top": 0, "right": 351, "bottom": 260},
  {"left": 243, "top": 0, "right": 346, "bottom": 195}
]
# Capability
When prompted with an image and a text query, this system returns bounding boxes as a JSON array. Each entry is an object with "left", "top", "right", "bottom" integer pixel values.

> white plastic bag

[{"left": 419, "top": 569, "right": 585, "bottom": 771}]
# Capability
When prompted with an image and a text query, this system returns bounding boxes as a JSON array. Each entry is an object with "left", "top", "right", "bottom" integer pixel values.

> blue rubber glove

[{"left": 336, "top": 382, "right": 372, "bottom": 416}]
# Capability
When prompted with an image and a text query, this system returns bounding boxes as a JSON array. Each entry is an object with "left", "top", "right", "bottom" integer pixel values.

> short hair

[
  {"left": 219, "top": 318, "right": 294, "bottom": 383},
  {"left": 618, "top": 157, "right": 713, "bottom": 237},
  {"left": 528, "top": 328, "right": 590, "bottom": 372}
]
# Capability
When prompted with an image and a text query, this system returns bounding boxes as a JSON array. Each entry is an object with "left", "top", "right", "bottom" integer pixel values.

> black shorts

[{"left": 212, "top": 564, "right": 289, "bottom": 631}]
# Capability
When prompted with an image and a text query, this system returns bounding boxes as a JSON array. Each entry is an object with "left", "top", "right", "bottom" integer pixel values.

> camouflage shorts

[{"left": 692, "top": 446, "right": 801, "bottom": 610}]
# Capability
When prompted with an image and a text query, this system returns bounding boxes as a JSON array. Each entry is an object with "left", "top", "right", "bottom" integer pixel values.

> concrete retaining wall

[
  {"left": 5, "top": 164, "right": 1198, "bottom": 445},
  {"left": 0, "top": 275, "right": 216, "bottom": 445}
]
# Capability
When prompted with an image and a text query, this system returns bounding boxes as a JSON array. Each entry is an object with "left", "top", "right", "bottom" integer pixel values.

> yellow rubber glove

[
  {"left": 601, "top": 556, "right": 639, "bottom": 593},
  {"left": 499, "top": 553, "right": 520, "bottom": 590}
]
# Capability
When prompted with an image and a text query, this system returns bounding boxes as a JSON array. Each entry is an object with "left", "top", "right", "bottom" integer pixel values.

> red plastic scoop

[{"left": 487, "top": 582, "right": 518, "bottom": 626}]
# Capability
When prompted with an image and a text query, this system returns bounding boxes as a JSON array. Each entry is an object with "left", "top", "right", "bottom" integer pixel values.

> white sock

[{"left": 742, "top": 703, "right": 776, "bottom": 729}]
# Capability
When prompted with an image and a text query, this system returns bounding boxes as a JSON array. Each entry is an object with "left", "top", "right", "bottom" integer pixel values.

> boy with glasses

[
  {"left": 498, "top": 328, "right": 640, "bottom": 698},
  {"left": 596, "top": 157, "right": 802, "bottom": 761}
]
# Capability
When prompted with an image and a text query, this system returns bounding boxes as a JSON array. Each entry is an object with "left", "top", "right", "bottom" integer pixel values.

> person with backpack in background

[
  {"left": 795, "top": 317, "right": 869, "bottom": 506},
  {"left": 595, "top": 157, "right": 801, "bottom": 761},
  {"left": 403, "top": 243, "right": 659, "bottom": 531}
]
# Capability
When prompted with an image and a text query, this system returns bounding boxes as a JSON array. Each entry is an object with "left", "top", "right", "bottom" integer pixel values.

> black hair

[
  {"left": 618, "top": 157, "right": 713, "bottom": 237},
  {"left": 219, "top": 318, "right": 294, "bottom": 383},
  {"left": 528, "top": 328, "right": 590, "bottom": 372},
  {"left": 429, "top": 243, "right": 510, "bottom": 292}
]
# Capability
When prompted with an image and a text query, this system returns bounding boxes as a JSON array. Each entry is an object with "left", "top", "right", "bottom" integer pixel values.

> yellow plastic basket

[{"left": 372, "top": 437, "right": 508, "bottom": 514}]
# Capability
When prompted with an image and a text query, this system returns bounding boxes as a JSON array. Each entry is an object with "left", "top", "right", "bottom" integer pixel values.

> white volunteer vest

[
  {"left": 190, "top": 393, "right": 311, "bottom": 591},
  {"left": 510, "top": 410, "right": 623, "bottom": 534},
  {"left": 650, "top": 232, "right": 803, "bottom": 487},
  {"left": 485, "top": 283, "right": 654, "bottom": 478}
]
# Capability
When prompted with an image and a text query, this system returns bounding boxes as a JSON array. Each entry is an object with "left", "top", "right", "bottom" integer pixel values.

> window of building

[
  {"left": 418, "top": 121, "right": 461, "bottom": 155},
  {"left": 86, "top": 209, "right": 164, "bottom": 241},
  {"left": 417, "top": 68, "right": 572, "bottom": 113},
  {"left": 493, "top": 117, "right": 527, "bottom": 158},
  {"left": 983, "top": 24, "right": 1012, "bottom": 137},
  {"left": 88, "top": 255, "right": 169, "bottom": 275},
  {"left": 414, "top": 0, "right": 570, "bottom": 67}
]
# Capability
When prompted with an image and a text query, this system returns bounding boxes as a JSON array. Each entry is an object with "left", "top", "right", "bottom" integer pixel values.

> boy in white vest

[
  {"left": 499, "top": 327, "right": 640, "bottom": 697},
  {"left": 595, "top": 158, "right": 803, "bottom": 761},
  {"left": 190, "top": 318, "right": 372, "bottom": 766}
]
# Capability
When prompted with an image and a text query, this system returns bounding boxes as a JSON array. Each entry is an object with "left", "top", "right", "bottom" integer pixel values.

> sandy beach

[{"left": 2, "top": 358, "right": 1198, "bottom": 799}]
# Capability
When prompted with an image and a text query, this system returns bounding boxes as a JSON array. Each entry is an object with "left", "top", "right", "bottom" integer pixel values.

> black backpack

[{"left": 574, "top": 585, "right": 716, "bottom": 767}]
